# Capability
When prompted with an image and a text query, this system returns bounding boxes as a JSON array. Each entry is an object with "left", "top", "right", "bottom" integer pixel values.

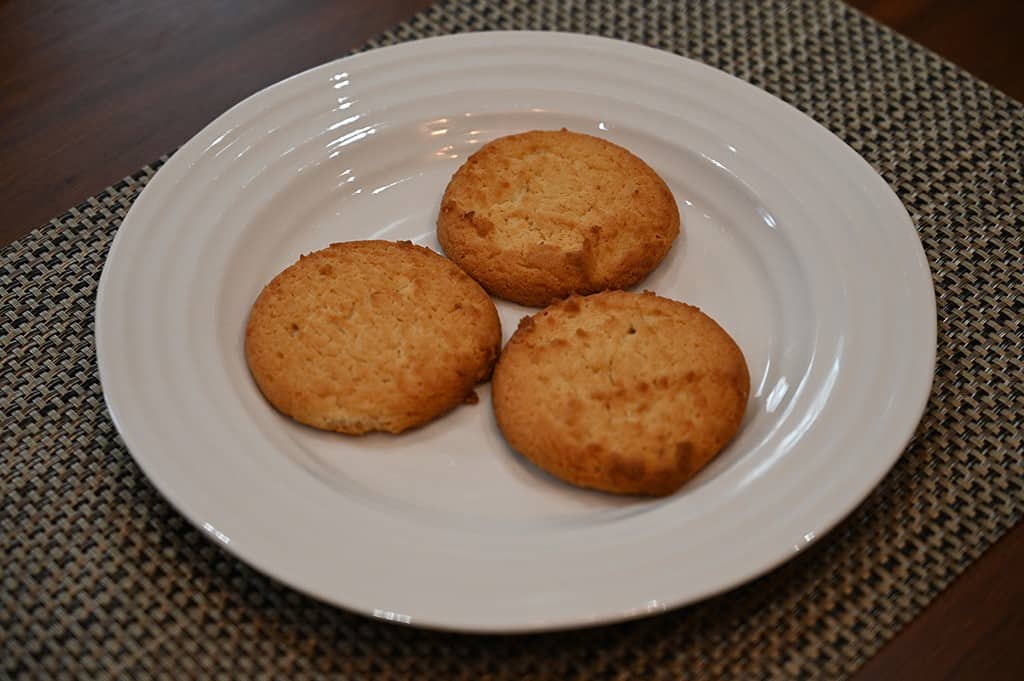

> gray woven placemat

[{"left": 2, "top": 0, "right": 1022, "bottom": 678}]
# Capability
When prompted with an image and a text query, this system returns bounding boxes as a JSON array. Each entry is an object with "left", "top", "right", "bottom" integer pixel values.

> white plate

[{"left": 96, "top": 32, "right": 936, "bottom": 632}]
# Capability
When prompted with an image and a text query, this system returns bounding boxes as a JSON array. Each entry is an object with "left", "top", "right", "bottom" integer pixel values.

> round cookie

[
  {"left": 492, "top": 291, "right": 749, "bottom": 496},
  {"left": 245, "top": 240, "right": 501, "bottom": 435},
  {"left": 437, "top": 129, "right": 680, "bottom": 307}
]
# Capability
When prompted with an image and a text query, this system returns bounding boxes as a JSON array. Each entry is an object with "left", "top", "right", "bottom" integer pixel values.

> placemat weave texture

[{"left": 2, "top": 0, "right": 1022, "bottom": 678}]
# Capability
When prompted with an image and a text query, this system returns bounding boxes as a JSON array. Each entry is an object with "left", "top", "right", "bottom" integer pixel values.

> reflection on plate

[{"left": 96, "top": 32, "right": 935, "bottom": 632}]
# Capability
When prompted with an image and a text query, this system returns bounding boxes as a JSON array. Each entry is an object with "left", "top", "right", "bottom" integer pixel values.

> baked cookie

[
  {"left": 245, "top": 240, "right": 501, "bottom": 434},
  {"left": 492, "top": 291, "right": 749, "bottom": 496},
  {"left": 437, "top": 129, "right": 680, "bottom": 307}
]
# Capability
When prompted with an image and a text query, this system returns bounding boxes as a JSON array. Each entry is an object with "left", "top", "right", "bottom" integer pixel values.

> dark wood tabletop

[{"left": 2, "top": 1, "right": 1021, "bottom": 678}]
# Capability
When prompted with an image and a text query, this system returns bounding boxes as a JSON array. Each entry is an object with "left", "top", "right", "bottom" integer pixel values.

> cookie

[
  {"left": 492, "top": 291, "right": 749, "bottom": 496},
  {"left": 437, "top": 129, "right": 680, "bottom": 307},
  {"left": 245, "top": 240, "right": 501, "bottom": 434}
]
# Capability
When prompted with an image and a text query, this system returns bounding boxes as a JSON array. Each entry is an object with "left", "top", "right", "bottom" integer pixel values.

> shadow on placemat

[{"left": 2, "top": 0, "right": 1022, "bottom": 678}]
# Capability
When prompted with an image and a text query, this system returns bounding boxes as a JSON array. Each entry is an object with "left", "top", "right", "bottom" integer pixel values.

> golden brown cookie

[
  {"left": 437, "top": 129, "right": 680, "bottom": 307},
  {"left": 492, "top": 291, "right": 749, "bottom": 496},
  {"left": 245, "top": 240, "right": 501, "bottom": 434}
]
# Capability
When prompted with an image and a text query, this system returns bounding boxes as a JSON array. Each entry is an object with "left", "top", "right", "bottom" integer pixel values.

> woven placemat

[{"left": 3, "top": 0, "right": 1022, "bottom": 678}]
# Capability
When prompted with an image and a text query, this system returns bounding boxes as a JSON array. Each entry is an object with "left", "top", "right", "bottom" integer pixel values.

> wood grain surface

[{"left": 1, "top": 1, "right": 1020, "bottom": 679}]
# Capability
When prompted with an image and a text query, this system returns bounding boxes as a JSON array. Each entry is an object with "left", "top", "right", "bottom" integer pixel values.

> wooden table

[{"left": 2, "top": 1, "right": 1020, "bottom": 678}]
